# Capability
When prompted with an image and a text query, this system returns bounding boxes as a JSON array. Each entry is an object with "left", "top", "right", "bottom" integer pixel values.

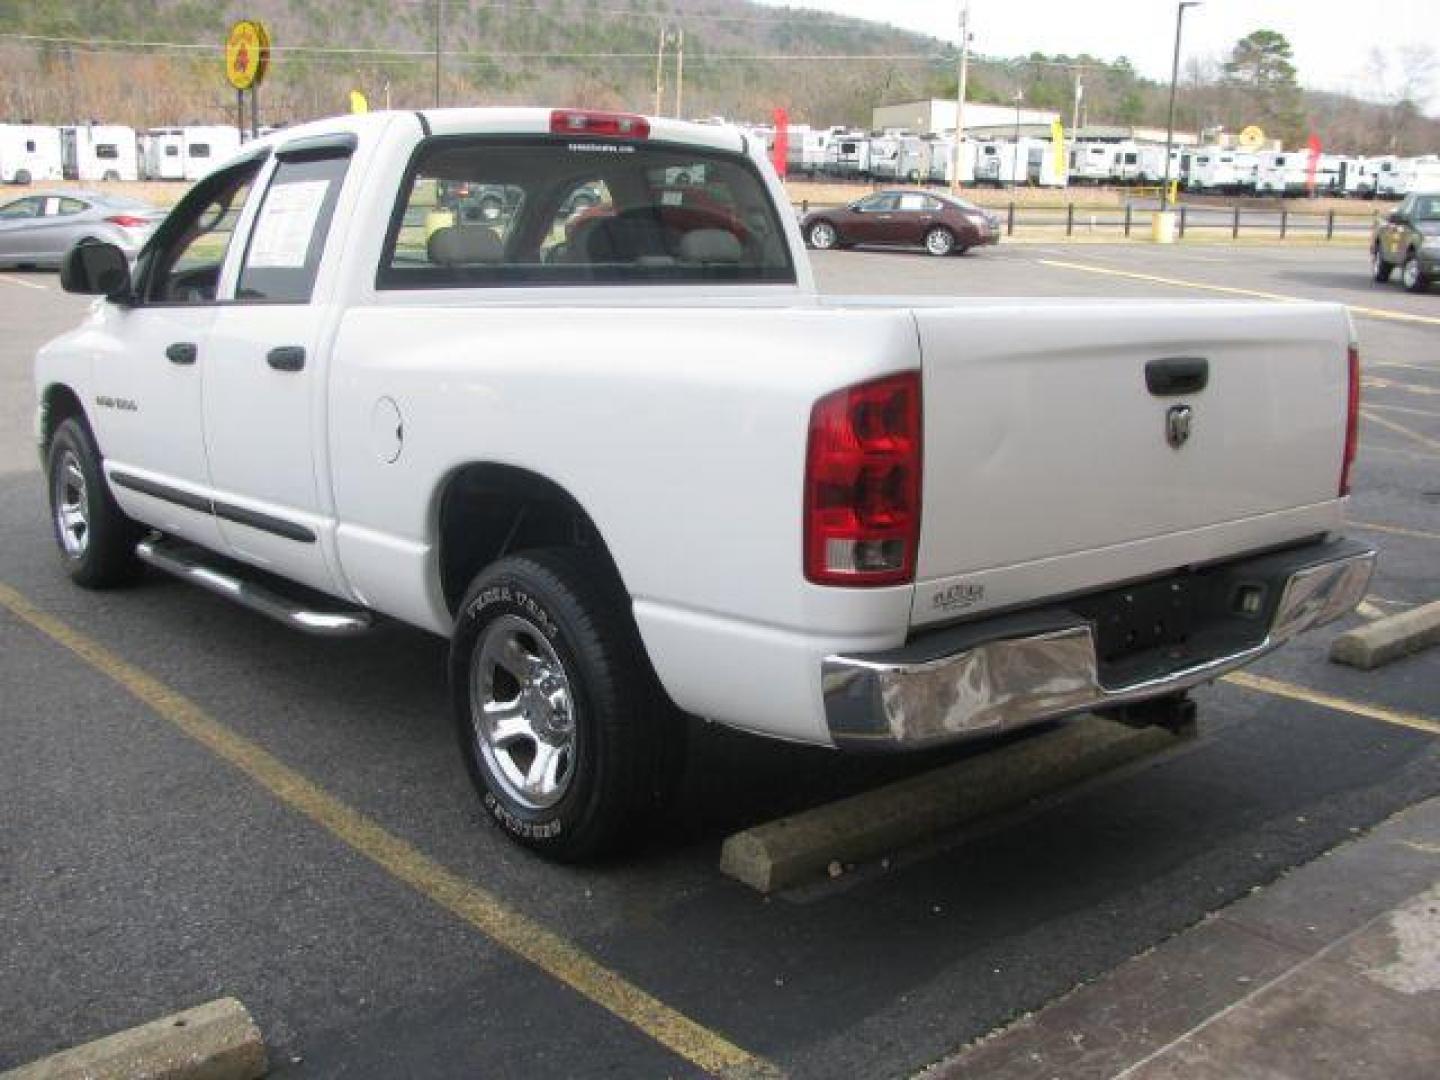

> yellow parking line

[
  {"left": 1361, "top": 408, "right": 1440, "bottom": 454},
  {"left": 1035, "top": 259, "right": 1440, "bottom": 327},
  {"left": 1363, "top": 375, "right": 1440, "bottom": 397},
  {"left": 0, "top": 581, "right": 776, "bottom": 1079},
  {"left": 1349, "top": 520, "right": 1440, "bottom": 543},
  {"left": 0, "top": 274, "right": 48, "bottom": 291},
  {"left": 1223, "top": 671, "right": 1440, "bottom": 737}
]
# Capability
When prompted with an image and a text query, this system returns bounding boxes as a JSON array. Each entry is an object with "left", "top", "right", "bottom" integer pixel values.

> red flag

[
  {"left": 1305, "top": 133, "right": 1322, "bottom": 196},
  {"left": 772, "top": 108, "right": 789, "bottom": 178}
]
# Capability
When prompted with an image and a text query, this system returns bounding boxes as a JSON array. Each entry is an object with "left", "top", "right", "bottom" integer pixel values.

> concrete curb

[
  {"left": 1, "top": 998, "right": 266, "bottom": 1080},
  {"left": 719, "top": 715, "right": 1188, "bottom": 893},
  {"left": 1330, "top": 599, "right": 1440, "bottom": 670}
]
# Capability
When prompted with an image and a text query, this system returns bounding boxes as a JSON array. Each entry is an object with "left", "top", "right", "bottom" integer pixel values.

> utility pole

[
  {"left": 1010, "top": 89, "right": 1022, "bottom": 189},
  {"left": 433, "top": 0, "right": 442, "bottom": 108},
  {"left": 1071, "top": 70, "right": 1083, "bottom": 136},
  {"left": 949, "top": 3, "right": 970, "bottom": 194},
  {"left": 674, "top": 28, "right": 684, "bottom": 119},
  {"left": 654, "top": 24, "right": 668, "bottom": 116}
]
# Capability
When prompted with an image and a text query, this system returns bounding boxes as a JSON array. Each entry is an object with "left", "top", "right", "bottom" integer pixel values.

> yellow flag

[
  {"left": 349, "top": 90, "right": 370, "bottom": 114},
  {"left": 1051, "top": 119, "right": 1065, "bottom": 178}
]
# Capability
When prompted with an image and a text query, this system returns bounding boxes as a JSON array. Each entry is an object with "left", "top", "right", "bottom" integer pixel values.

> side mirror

[{"left": 61, "top": 240, "right": 132, "bottom": 301}]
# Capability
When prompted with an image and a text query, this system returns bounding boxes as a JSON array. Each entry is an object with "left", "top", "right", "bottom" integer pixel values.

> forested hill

[{"left": 1, "top": 0, "right": 1435, "bottom": 155}]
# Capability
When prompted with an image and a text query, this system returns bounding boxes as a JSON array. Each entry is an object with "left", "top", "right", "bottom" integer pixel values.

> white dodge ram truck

[{"left": 37, "top": 108, "right": 1374, "bottom": 860}]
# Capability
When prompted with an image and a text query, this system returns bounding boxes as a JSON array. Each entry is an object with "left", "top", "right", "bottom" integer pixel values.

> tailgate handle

[
  {"left": 267, "top": 346, "right": 306, "bottom": 372},
  {"left": 1146, "top": 357, "right": 1208, "bottom": 396}
]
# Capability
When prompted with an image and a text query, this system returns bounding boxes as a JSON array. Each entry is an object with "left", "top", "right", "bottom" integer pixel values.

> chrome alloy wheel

[
  {"left": 469, "top": 614, "right": 577, "bottom": 810},
  {"left": 808, "top": 221, "right": 837, "bottom": 249},
  {"left": 1402, "top": 255, "right": 1422, "bottom": 289},
  {"left": 925, "top": 227, "right": 954, "bottom": 256},
  {"left": 53, "top": 449, "right": 90, "bottom": 559}
]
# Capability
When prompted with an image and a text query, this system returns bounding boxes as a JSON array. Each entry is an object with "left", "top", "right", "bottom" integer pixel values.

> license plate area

[{"left": 1072, "top": 575, "right": 1198, "bottom": 666}]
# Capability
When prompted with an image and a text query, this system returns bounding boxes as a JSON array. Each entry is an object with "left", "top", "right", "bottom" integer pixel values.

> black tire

[
  {"left": 449, "top": 548, "right": 682, "bottom": 862},
  {"left": 46, "top": 417, "right": 143, "bottom": 588},
  {"left": 1372, "top": 247, "right": 1393, "bottom": 283},
  {"left": 1402, "top": 252, "right": 1430, "bottom": 293},
  {"left": 924, "top": 226, "right": 955, "bottom": 256}
]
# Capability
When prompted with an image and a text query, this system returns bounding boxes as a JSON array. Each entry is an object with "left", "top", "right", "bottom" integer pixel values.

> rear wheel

[
  {"left": 1372, "top": 247, "right": 1393, "bottom": 283},
  {"left": 449, "top": 548, "right": 682, "bottom": 861},
  {"left": 807, "top": 220, "right": 838, "bottom": 250},
  {"left": 1402, "top": 252, "right": 1429, "bottom": 293},
  {"left": 46, "top": 418, "right": 143, "bottom": 588},
  {"left": 924, "top": 226, "right": 955, "bottom": 256}
]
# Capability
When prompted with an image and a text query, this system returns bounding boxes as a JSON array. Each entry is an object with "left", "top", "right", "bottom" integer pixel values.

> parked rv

[
  {"left": 141, "top": 126, "right": 242, "bottom": 181},
  {"left": 61, "top": 125, "right": 139, "bottom": 182},
  {"left": 0, "top": 124, "right": 63, "bottom": 185},
  {"left": 1187, "top": 150, "right": 1256, "bottom": 195},
  {"left": 1069, "top": 143, "right": 1116, "bottom": 184}
]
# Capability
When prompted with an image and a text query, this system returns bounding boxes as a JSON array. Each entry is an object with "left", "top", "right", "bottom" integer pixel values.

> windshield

[
  {"left": 380, "top": 137, "right": 795, "bottom": 288},
  {"left": 1411, "top": 195, "right": 1440, "bottom": 221}
]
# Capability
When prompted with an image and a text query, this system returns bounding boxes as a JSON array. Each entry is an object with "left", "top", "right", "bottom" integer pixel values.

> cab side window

[
  {"left": 141, "top": 159, "right": 260, "bottom": 304},
  {"left": 236, "top": 154, "right": 349, "bottom": 303}
]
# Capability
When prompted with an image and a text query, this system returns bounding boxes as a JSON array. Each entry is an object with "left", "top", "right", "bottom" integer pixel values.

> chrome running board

[{"left": 136, "top": 537, "right": 373, "bottom": 637}]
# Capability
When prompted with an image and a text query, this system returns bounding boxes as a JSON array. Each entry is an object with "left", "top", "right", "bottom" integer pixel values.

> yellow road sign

[{"left": 225, "top": 20, "right": 271, "bottom": 91}]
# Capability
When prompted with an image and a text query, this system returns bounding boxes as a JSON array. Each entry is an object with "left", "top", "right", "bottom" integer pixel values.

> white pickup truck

[{"left": 37, "top": 108, "right": 1373, "bottom": 860}]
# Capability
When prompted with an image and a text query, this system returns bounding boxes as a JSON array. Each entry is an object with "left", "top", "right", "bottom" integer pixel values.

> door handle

[
  {"left": 267, "top": 346, "right": 306, "bottom": 372},
  {"left": 1146, "top": 357, "right": 1209, "bottom": 396},
  {"left": 165, "top": 342, "right": 197, "bottom": 365}
]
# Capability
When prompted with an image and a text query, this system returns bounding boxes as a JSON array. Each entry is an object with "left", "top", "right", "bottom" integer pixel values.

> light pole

[
  {"left": 949, "top": 3, "right": 970, "bottom": 195},
  {"left": 1161, "top": 1, "right": 1201, "bottom": 211},
  {"left": 1010, "top": 89, "right": 1022, "bottom": 190}
]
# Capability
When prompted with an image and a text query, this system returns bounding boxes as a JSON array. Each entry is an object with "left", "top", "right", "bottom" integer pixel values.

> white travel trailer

[
  {"left": 925, "top": 139, "right": 978, "bottom": 185},
  {"left": 142, "top": 126, "right": 241, "bottom": 181},
  {"left": 1024, "top": 139, "right": 1068, "bottom": 187},
  {"left": 1069, "top": 142, "right": 1116, "bottom": 184},
  {"left": 972, "top": 138, "right": 1066, "bottom": 188},
  {"left": 0, "top": 124, "right": 62, "bottom": 184},
  {"left": 823, "top": 132, "right": 871, "bottom": 178},
  {"left": 60, "top": 124, "right": 139, "bottom": 182},
  {"left": 1338, "top": 157, "right": 1375, "bottom": 197},
  {"left": 784, "top": 127, "right": 832, "bottom": 177},
  {"left": 1378, "top": 155, "right": 1440, "bottom": 198},
  {"left": 1187, "top": 150, "right": 1256, "bottom": 194},
  {"left": 1254, "top": 151, "right": 1311, "bottom": 196},
  {"left": 870, "top": 135, "right": 932, "bottom": 183}
]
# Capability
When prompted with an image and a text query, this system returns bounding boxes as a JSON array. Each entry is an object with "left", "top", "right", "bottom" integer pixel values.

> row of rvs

[
  {"left": 1, "top": 124, "right": 243, "bottom": 183},
  {"left": 776, "top": 127, "right": 1070, "bottom": 188},
  {"left": 762, "top": 124, "right": 1440, "bottom": 198}
]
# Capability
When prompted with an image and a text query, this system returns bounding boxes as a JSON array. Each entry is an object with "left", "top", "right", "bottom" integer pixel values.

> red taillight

[
  {"left": 804, "top": 372, "right": 922, "bottom": 587},
  {"left": 105, "top": 215, "right": 150, "bottom": 229},
  {"left": 1340, "top": 344, "right": 1360, "bottom": 497},
  {"left": 550, "top": 109, "right": 650, "bottom": 139}
]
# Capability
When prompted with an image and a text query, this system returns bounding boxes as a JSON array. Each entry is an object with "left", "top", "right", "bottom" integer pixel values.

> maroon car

[{"left": 801, "top": 190, "right": 1001, "bottom": 256}]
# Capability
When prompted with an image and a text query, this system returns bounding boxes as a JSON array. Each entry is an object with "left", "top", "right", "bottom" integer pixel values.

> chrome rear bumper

[{"left": 822, "top": 538, "right": 1375, "bottom": 749}]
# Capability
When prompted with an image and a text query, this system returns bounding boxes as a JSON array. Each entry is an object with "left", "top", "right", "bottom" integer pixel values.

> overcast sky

[{"left": 755, "top": 0, "right": 1440, "bottom": 113}]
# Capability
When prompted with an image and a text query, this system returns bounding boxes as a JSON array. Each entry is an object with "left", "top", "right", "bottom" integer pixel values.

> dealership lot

[{"left": 1, "top": 244, "right": 1437, "bottom": 1078}]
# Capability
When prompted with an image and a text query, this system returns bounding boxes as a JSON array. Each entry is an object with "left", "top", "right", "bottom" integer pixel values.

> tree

[{"left": 1222, "top": 29, "right": 1305, "bottom": 146}]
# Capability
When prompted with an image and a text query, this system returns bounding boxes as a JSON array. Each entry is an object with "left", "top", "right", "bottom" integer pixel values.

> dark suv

[{"left": 1372, "top": 190, "right": 1440, "bottom": 293}]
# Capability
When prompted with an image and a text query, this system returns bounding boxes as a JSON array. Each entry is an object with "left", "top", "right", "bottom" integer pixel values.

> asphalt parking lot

[{"left": 2, "top": 243, "right": 1437, "bottom": 1078}]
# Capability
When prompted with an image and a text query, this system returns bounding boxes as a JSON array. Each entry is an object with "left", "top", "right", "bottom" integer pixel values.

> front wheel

[
  {"left": 449, "top": 549, "right": 682, "bottom": 862},
  {"left": 807, "top": 220, "right": 838, "bottom": 250},
  {"left": 46, "top": 418, "right": 143, "bottom": 588},
  {"left": 1402, "top": 252, "right": 1429, "bottom": 293},
  {"left": 1372, "top": 248, "right": 1393, "bottom": 283},
  {"left": 924, "top": 226, "right": 955, "bottom": 256}
]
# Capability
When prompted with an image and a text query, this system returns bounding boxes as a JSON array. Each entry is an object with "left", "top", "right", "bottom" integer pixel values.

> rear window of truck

[{"left": 378, "top": 137, "right": 795, "bottom": 288}]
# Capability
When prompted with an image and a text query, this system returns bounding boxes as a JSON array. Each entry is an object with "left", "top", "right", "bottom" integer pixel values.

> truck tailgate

[{"left": 911, "top": 299, "right": 1352, "bottom": 625}]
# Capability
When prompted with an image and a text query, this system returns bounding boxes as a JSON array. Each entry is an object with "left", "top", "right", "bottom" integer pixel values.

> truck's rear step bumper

[{"left": 822, "top": 537, "right": 1375, "bottom": 750}]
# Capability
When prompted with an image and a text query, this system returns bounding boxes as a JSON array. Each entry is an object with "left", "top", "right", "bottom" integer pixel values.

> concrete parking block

[
  {"left": 1, "top": 998, "right": 265, "bottom": 1080},
  {"left": 720, "top": 715, "right": 1188, "bottom": 893},
  {"left": 1330, "top": 599, "right": 1440, "bottom": 670}
]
